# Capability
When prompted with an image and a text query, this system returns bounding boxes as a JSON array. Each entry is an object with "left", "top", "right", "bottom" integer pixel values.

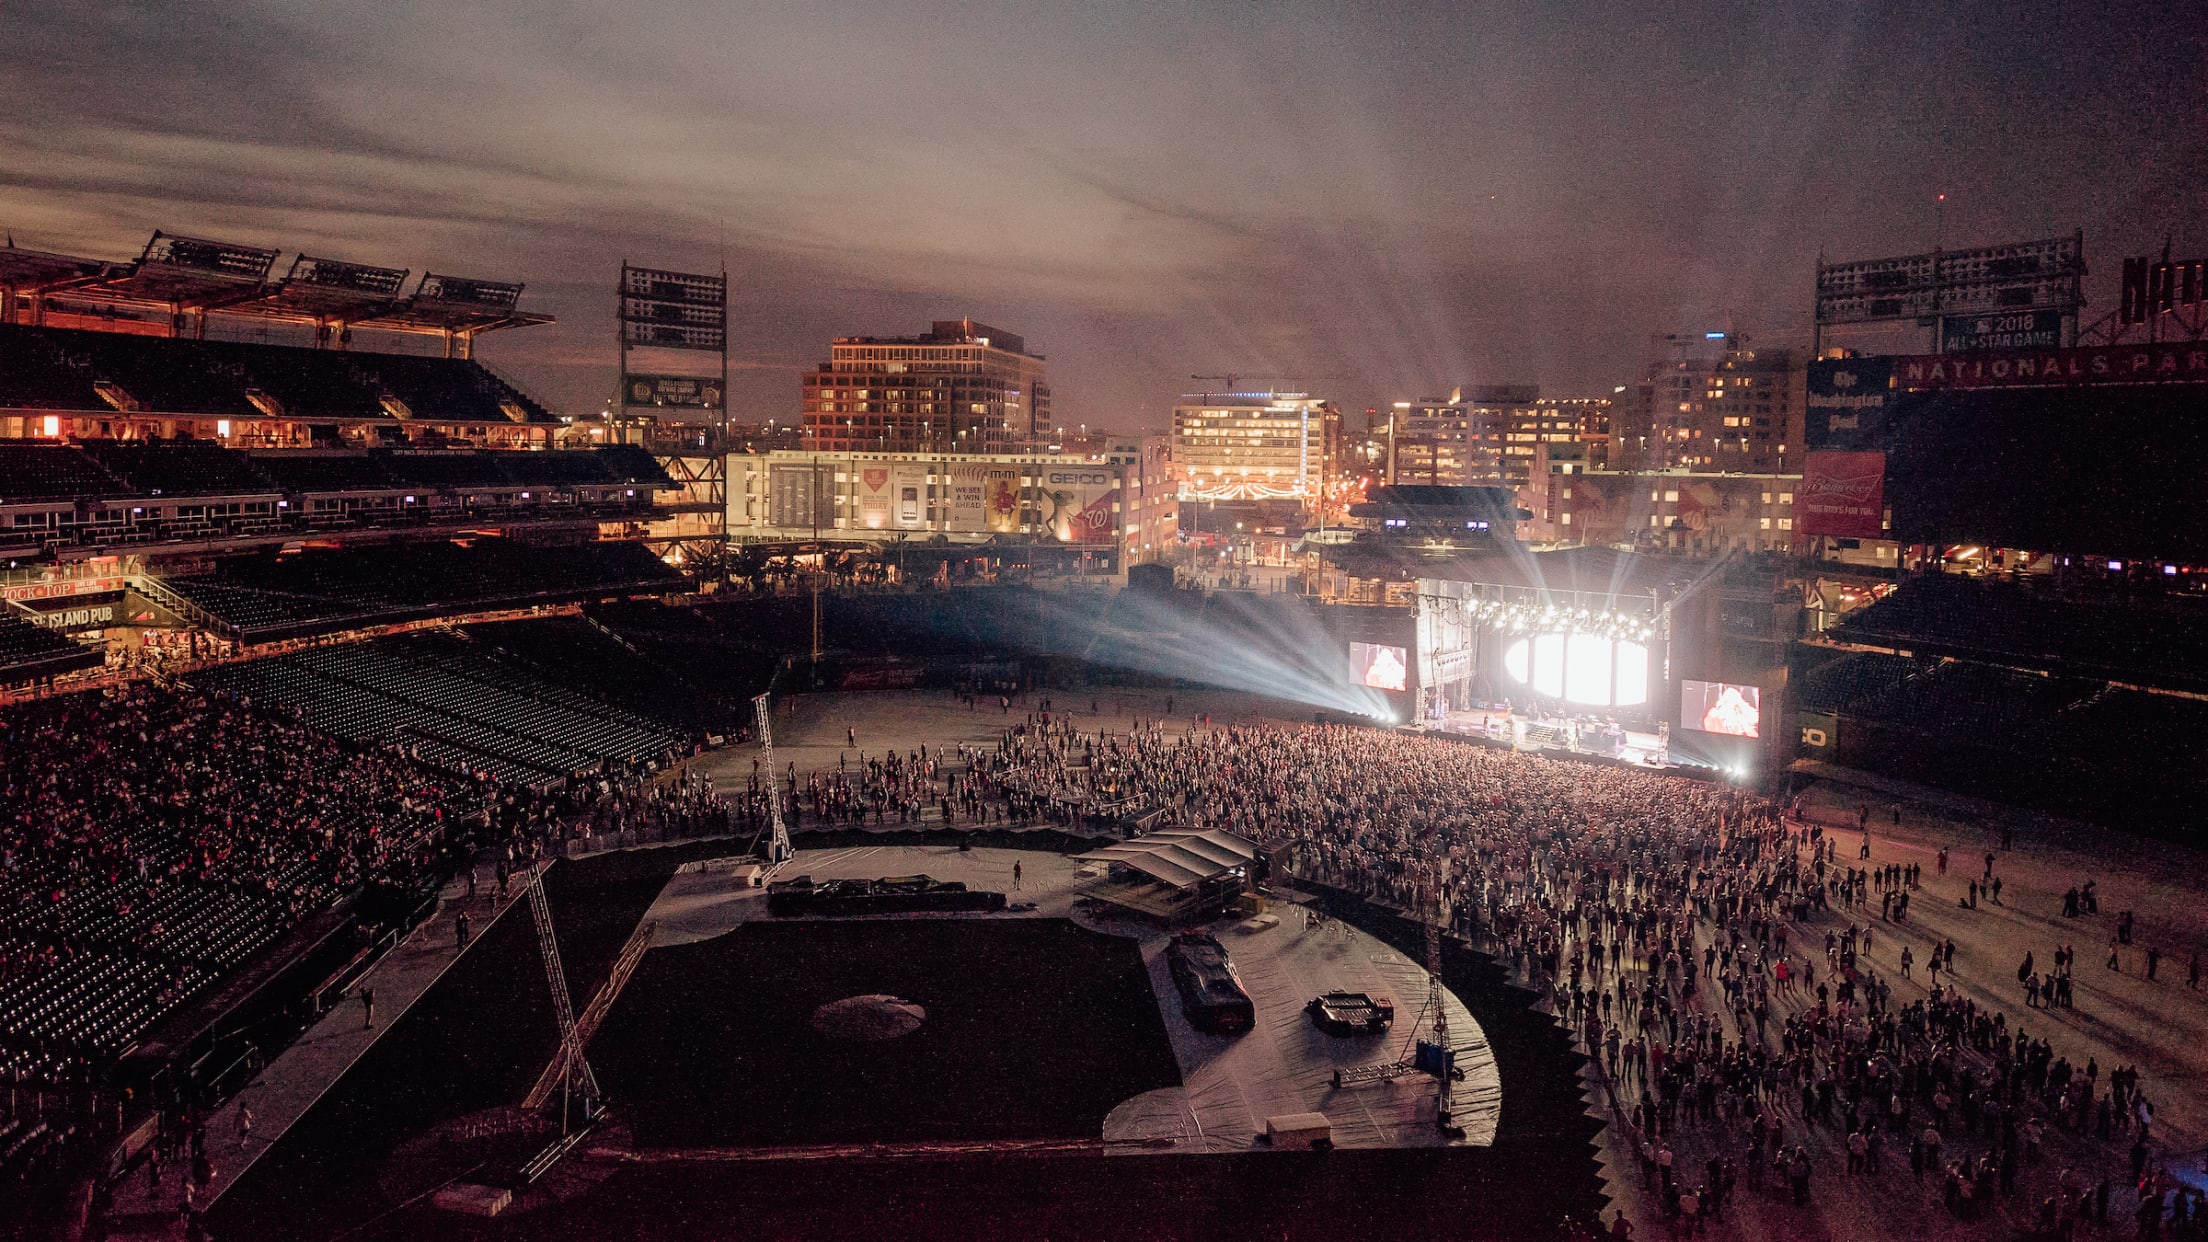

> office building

[
  {"left": 1171, "top": 391, "right": 1342, "bottom": 509},
  {"left": 801, "top": 319, "right": 1050, "bottom": 454},
  {"left": 1386, "top": 388, "right": 1610, "bottom": 490},
  {"left": 1615, "top": 335, "right": 1802, "bottom": 474}
]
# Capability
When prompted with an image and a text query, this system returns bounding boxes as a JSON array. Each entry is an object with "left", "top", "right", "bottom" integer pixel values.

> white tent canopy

[{"left": 1075, "top": 828, "right": 1257, "bottom": 890}]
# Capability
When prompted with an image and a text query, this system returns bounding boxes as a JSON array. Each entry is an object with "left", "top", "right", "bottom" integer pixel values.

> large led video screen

[
  {"left": 1681, "top": 680, "right": 1761, "bottom": 738},
  {"left": 1350, "top": 641, "right": 1408, "bottom": 692},
  {"left": 1499, "top": 634, "right": 1649, "bottom": 708}
]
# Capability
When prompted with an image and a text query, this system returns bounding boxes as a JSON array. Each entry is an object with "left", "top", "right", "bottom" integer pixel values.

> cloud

[{"left": 2, "top": 0, "right": 2202, "bottom": 429}]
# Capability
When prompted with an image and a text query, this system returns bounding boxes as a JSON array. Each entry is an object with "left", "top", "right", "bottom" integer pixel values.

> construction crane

[{"left": 1187, "top": 372, "right": 1344, "bottom": 397}]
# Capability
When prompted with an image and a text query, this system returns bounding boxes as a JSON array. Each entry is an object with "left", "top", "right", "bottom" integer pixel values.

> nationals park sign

[{"left": 1889, "top": 340, "right": 2208, "bottom": 390}]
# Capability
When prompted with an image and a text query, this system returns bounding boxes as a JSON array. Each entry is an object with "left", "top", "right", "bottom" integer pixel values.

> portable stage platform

[{"left": 1073, "top": 828, "right": 1258, "bottom": 922}]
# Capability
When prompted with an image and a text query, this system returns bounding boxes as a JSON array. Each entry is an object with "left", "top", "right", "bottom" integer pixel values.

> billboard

[
  {"left": 947, "top": 463, "right": 991, "bottom": 531},
  {"left": 1798, "top": 451, "right": 1887, "bottom": 539},
  {"left": 983, "top": 467, "right": 1023, "bottom": 533},
  {"left": 1941, "top": 309, "right": 2063, "bottom": 352},
  {"left": 1036, "top": 466, "right": 1119, "bottom": 544},
  {"left": 855, "top": 465, "right": 894, "bottom": 529},
  {"left": 768, "top": 464, "right": 833, "bottom": 530},
  {"left": 1350, "top": 642, "right": 1409, "bottom": 692},
  {"left": 1681, "top": 680, "right": 1761, "bottom": 738},
  {"left": 1806, "top": 358, "right": 1894, "bottom": 451},
  {"left": 624, "top": 375, "right": 723, "bottom": 410},
  {"left": 892, "top": 462, "right": 927, "bottom": 530}
]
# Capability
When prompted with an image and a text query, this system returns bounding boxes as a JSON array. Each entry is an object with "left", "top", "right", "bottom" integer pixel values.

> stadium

[{"left": 2, "top": 222, "right": 2206, "bottom": 1242}]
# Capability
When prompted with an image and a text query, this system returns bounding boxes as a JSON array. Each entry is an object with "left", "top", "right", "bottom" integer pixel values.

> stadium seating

[
  {"left": 464, "top": 616, "right": 738, "bottom": 736},
  {"left": 190, "top": 628, "right": 695, "bottom": 783},
  {"left": 0, "top": 443, "right": 126, "bottom": 502},
  {"left": 1834, "top": 572, "right": 2208, "bottom": 689},
  {"left": 1789, "top": 651, "right": 1924, "bottom": 716},
  {"left": 0, "top": 613, "right": 103, "bottom": 685},
  {"left": 0, "top": 324, "right": 557, "bottom": 425},
  {"left": 245, "top": 452, "right": 402, "bottom": 493},
  {"left": 585, "top": 598, "right": 784, "bottom": 703},
  {"left": 373, "top": 450, "right": 516, "bottom": 489},
  {"left": 157, "top": 537, "right": 685, "bottom": 640},
  {"left": 0, "top": 684, "right": 474, "bottom": 1089},
  {"left": 78, "top": 440, "right": 278, "bottom": 496},
  {"left": 0, "top": 329, "right": 106, "bottom": 411}
]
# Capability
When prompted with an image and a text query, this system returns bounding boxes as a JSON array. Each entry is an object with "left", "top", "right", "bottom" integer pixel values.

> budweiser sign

[{"left": 1798, "top": 451, "right": 1886, "bottom": 540}]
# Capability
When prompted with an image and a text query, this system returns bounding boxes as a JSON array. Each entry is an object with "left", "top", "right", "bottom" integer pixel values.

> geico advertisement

[{"left": 1041, "top": 470, "right": 1119, "bottom": 544}]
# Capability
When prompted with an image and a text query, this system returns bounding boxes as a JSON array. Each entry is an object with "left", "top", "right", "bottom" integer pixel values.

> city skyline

[{"left": 2, "top": 0, "right": 2200, "bottom": 432}]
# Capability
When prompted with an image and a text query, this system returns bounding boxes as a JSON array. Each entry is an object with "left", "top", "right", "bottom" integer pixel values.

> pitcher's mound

[{"left": 810, "top": 994, "right": 927, "bottom": 1041}]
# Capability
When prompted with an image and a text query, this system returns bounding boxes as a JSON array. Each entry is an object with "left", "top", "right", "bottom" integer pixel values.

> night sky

[{"left": 2, "top": 1, "right": 2201, "bottom": 432}]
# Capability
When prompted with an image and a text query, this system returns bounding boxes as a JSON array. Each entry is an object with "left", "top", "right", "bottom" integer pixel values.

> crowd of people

[
  {"left": 761, "top": 707, "right": 2203, "bottom": 1241},
  {"left": 8, "top": 669, "right": 2204, "bottom": 1240},
  {"left": 0, "top": 683, "right": 483, "bottom": 1090}
]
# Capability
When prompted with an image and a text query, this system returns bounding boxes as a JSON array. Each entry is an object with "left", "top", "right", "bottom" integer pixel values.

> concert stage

[{"left": 1428, "top": 707, "right": 1683, "bottom": 769}]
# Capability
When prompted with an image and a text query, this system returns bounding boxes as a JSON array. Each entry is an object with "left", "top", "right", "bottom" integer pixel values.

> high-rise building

[
  {"left": 1388, "top": 389, "right": 1500, "bottom": 487},
  {"left": 1108, "top": 432, "right": 1180, "bottom": 560},
  {"left": 1539, "top": 396, "right": 1613, "bottom": 472},
  {"left": 1615, "top": 335, "right": 1802, "bottom": 474},
  {"left": 1172, "top": 391, "right": 1342, "bottom": 508},
  {"left": 1384, "top": 387, "right": 1609, "bottom": 490},
  {"left": 801, "top": 319, "right": 1049, "bottom": 454}
]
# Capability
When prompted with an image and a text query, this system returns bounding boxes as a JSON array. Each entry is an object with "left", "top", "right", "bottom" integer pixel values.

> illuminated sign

[
  {"left": 1798, "top": 451, "right": 1886, "bottom": 539},
  {"left": 1941, "top": 309, "right": 2062, "bottom": 352},
  {"left": 1889, "top": 342, "right": 2208, "bottom": 390},
  {"left": 624, "top": 375, "right": 723, "bottom": 409}
]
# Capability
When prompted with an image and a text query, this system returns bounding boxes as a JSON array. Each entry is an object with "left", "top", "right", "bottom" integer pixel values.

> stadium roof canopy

[
  {"left": 0, "top": 246, "right": 116, "bottom": 291},
  {"left": 0, "top": 231, "right": 550, "bottom": 339}
]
